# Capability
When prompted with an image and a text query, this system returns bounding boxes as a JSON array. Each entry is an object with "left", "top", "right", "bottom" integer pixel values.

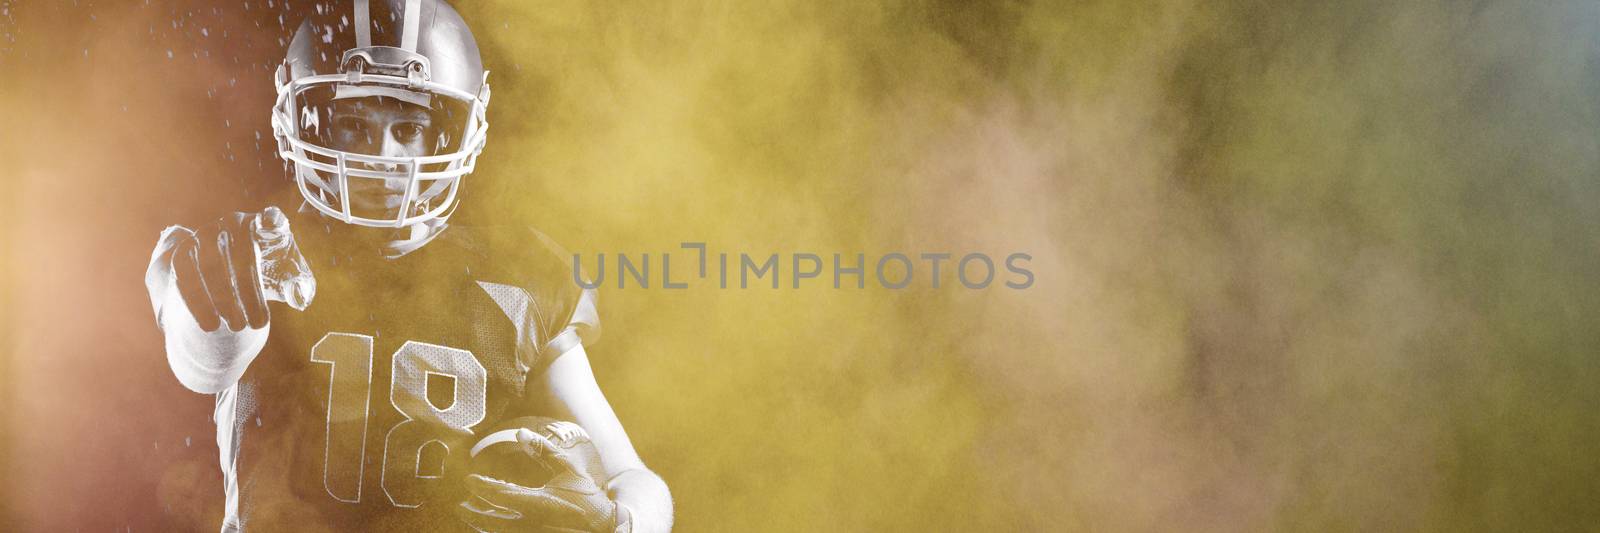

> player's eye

[{"left": 392, "top": 123, "right": 426, "bottom": 143}]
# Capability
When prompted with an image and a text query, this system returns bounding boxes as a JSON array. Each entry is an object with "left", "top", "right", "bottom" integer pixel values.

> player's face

[{"left": 326, "top": 96, "right": 440, "bottom": 221}]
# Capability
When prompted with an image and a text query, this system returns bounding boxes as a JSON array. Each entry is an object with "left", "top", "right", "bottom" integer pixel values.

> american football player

[{"left": 142, "top": 1, "right": 672, "bottom": 531}]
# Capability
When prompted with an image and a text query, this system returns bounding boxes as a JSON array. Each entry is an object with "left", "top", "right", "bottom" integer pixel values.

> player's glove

[
  {"left": 145, "top": 206, "right": 313, "bottom": 392},
  {"left": 457, "top": 428, "right": 632, "bottom": 533}
]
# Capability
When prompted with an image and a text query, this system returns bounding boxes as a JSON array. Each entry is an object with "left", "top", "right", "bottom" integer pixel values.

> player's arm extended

[{"left": 536, "top": 345, "right": 674, "bottom": 533}]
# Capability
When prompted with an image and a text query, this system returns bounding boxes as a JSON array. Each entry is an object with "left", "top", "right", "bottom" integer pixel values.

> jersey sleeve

[
  {"left": 528, "top": 228, "right": 601, "bottom": 360},
  {"left": 466, "top": 226, "right": 602, "bottom": 377}
]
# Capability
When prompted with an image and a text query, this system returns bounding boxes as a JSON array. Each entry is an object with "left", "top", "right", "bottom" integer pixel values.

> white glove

[{"left": 144, "top": 206, "right": 313, "bottom": 393}]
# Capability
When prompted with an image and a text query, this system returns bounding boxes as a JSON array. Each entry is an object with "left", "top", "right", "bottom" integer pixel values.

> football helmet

[{"left": 271, "top": 0, "right": 490, "bottom": 229}]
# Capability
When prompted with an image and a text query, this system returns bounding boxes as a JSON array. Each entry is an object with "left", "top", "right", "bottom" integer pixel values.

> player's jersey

[{"left": 212, "top": 222, "right": 599, "bottom": 532}]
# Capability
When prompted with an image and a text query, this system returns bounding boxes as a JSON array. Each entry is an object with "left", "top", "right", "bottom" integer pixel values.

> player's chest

[{"left": 251, "top": 287, "right": 530, "bottom": 509}]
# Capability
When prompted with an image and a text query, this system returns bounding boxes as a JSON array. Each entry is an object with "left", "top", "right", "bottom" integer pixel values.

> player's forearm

[{"left": 609, "top": 467, "right": 673, "bottom": 533}]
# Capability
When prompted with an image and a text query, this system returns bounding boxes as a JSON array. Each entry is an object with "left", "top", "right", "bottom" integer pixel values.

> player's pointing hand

[{"left": 145, "top": 206, "right": 315, "bottom": 393}]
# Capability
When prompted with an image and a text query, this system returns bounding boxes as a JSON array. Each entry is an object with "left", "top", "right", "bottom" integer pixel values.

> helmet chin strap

[
  {"left": 382, "top": 189, "right": 455, "bottom": 258},
  {"left": 380, "top": 217, "right": 448, "bottom": 259}
]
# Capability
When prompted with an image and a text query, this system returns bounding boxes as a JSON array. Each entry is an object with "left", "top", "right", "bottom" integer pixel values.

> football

[{"left": 468, "top": 416, "right": 609, "bottom": 490}]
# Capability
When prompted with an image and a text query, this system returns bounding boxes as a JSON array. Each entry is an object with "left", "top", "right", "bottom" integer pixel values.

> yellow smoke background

[{"left": 4, "top": 0, "right": 1600, "bottom": 530}]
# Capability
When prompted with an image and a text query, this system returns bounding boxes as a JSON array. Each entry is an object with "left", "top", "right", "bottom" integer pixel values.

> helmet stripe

[
  {"left": 353, "top": 0, "right": 372, "bottom": 48},
  {"left": 400, "top": 0, "right": 423, "bottom": 51}
]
